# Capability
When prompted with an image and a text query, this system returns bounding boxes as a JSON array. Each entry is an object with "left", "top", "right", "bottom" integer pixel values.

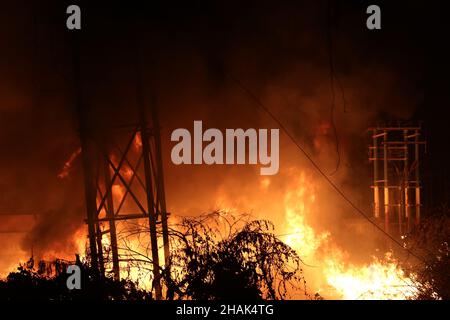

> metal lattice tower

[
  {"left": 369, "top": 122, "right": 426, "bottom": 236},
  {"left": 72, "top": 35, "right": 170, "bottom": 299}
]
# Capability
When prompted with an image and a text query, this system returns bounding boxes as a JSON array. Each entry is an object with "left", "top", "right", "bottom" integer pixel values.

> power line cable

[
  {"left": 225, "top": 72, "right": 427, "bottom": 264},
  {"left": 326, "top": 0, "right": 341, "bottom": 176}
]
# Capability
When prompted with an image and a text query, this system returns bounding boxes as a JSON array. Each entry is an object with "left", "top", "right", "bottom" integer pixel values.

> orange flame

[{"left": 280, "top": 169, "right": 417, "bottom": 300}]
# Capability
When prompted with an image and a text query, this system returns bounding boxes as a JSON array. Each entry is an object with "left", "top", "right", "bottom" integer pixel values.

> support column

[
  {"left": 403, "top": 129, "right": 410, "bottom": 233},
  {"left": 415, "top": 129, "right": 421, "bottom": 225},
  {"left": 104, "top": 158, "right": 120, "bottom": 281},
  {"left": 135, "top": 53, "right": 163, "bottom": 299},
  {"left": 72, "top": 33, "right": 99, "bottom": 273},
  {"left": 150, "top": 97, "right": 171, "bottom": 269},
  {"left": 383, "top": 130, "right": 390, "bottom": 233},
  {"left": 373, "top": 129, "right": 380, "bottom": 219}
]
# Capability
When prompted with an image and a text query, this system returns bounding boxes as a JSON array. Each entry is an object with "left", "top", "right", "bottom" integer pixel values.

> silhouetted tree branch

[{"left": 161, "top": 211, "right": 306, "bottom": 300}]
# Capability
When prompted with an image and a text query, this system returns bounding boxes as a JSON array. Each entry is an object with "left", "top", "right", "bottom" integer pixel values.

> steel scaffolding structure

[
  {"left": 369, "top": 122, "right": 426, "bottom": 236},
  {"left": 72, "top": 35, "right": 170, "bottom": 299}
]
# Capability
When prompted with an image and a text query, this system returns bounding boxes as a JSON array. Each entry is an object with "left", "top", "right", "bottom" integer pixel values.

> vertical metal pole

[
  {"left": 140, "top": 123, "right": 162, "bottom": 299},
  {"left": 415, "top": 129, "right": 421, "bottom": 225},
  {"left": 104, "top": 158, "right": 121, "bottom": 281},
  {"left": 398, "top": 187, "right": 403, "bottom": 236},
  {"left": 373, "top": 130, "right": 380, "bottom": 219},
  {"left": 72, "top": 33, "right": 99, "bottom": 273},
  {"left": 383, "top": 130, "right": 389, "bottom": 234},
  {"left": 135, "top": 53, "right": 162, "bottom": 299},
  {"left": 404, "top": 129, "right": 410, "bottom": 233},
  {"left": 95, "top": 220, "right": 105, "bottom": 276},
  {"left": 150, "top": 98, "right": 171, "bottom": 269}
]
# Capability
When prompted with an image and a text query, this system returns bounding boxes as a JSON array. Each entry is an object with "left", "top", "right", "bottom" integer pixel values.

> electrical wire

[
  {"left": 225, "top": 72, "right": 427, "bottom": 264},
  {"left": 326, "top": 0, "right": 341, "bottom": 176}
]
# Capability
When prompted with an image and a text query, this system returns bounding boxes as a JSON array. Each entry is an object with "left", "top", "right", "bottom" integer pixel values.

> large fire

[
  {"left": 280, "top": 170, "right": 417, "bottom": 300},
  {"left": 1, "top": 141, "right": 419, "bottom": 300},
  {"left": 66, "top": 156, "right": 420, "bottom": 299},
  {"left": 324, "top": 253, "right": 417, "bottom": 300}
]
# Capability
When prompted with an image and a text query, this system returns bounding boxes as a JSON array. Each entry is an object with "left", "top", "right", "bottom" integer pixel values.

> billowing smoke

[{"left": 0, "top": 1, "right": 424, "bottom": 276}]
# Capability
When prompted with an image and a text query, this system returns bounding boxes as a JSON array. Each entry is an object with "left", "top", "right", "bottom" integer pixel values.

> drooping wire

[
  {"left": 225, "top": 72, "right": 427, "bottom": 264},
  {"left": 326, "top": 0, "right": 341, "bottom": 176}
]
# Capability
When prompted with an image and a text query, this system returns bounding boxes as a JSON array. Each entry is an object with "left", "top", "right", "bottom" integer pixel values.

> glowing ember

[
  {"left": 57, "top": 147, "right": 81, "bottom": 179},
  {"left": 134, "top": 133, "right": 143, "bottom": 150}
]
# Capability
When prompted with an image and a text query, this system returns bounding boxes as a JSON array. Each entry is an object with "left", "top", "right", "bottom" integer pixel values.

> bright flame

[
  {"left": 281, "top": 169, "right": 417, "bottom": 300},
  {"left": 60, "top": 155, "right": 419, "bottom": 300},
  {"left": 323, "top": 251, "right": 418, "bottom": 300},
  {"left": 283, "top": 172, "right": 328, "bottom": 258},
  {"left": 324, "top": 253, "right": 417, "bottom": 300}
]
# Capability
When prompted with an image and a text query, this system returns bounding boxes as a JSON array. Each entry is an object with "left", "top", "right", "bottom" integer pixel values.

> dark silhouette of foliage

[
  {"left": 1, "top": 212, "right": 307, "bottom": 300},
  {"left": 0, "top": 257, "right": 151, "bottom": 301},
  {"left": 162, "top": 212, "right": 306, "bottom": 300},
  {"left": 403, "top": 213, "right": 450, "bottom": 300}
]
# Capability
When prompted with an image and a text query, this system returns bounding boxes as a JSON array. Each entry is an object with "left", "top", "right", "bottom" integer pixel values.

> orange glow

[
  {"left": 57, "top": 147, "right": 81, "bottom": 179},
  {"left": 279, "top": 169, "right": 417, "bottom": 300},
  {"left": 283, "top": 171, "right": 327, "bottom": 259},
  {"left": 324, "top": 252, "right": 417, "bottom": 300},
  {"left": 9, "top": 143, "right": 418, "bottom": 300},
  {"left": 134, "top": 133, "right": 143, "bottom": 150}
]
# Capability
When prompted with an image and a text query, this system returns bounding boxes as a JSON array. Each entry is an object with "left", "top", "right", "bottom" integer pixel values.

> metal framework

[
  {"left": 369, "top": 122, "right": 426, "bottom": 236},
  {"left": 72, "top": 36, "right": 170, "bottom": 299}
]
